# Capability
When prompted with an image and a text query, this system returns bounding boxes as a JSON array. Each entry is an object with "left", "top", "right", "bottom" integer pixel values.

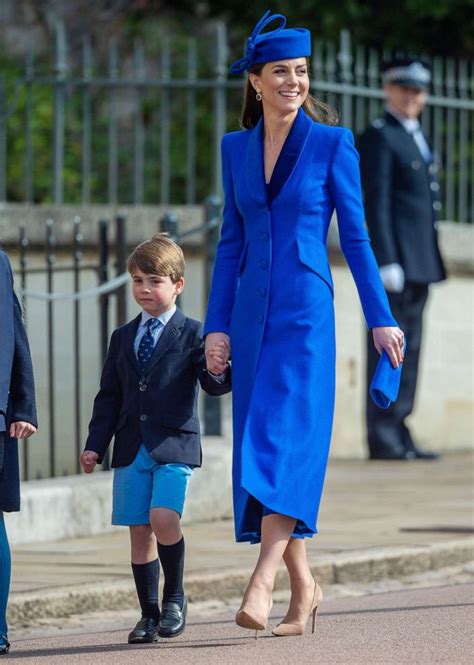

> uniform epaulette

[{"left": 371, "top": 118, "right": 385, "bottom": 129}]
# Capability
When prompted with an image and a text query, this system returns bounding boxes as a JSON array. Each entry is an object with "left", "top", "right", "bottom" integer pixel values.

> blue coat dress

[
  {"left": 0, "top": 251, "right": 37, "bottom": 512},
  {"left": 204, "top": 108, "right": 397, "bottom": 544}
]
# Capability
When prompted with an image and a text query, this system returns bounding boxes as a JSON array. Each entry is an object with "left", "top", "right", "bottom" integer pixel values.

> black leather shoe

[
  {"left": 409, "top": 446, "right": 441, "bottom": 460},
  {"left": 158, "top": 598, "right": 187, "bottom": 638},
  {"left": 0, "top": 635, "right": 10, "bottom": 655},
  {"left": 127, "top": 617, "right": 159, "bottom": 644},
  {"left": 369, "top": 448, "right": 412, "bottom": 460}
]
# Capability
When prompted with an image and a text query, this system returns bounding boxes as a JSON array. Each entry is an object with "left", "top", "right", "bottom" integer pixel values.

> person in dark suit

[
  {"left": 81, "top": 234, "right": 230, "bottom": 644},
  {"left": 358, "top": 58, "right": 446, "bottom": 460},
  {"left": 0, "top": 250, "right": 37, "bottom": 655}
]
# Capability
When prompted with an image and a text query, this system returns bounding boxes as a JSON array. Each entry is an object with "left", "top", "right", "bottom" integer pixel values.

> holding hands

[
  {"left": 205, "top": 333, "right": 231, "bottom": 375},
  {"left": 372, "top": 326, "right": 405, "bottom": 368}
]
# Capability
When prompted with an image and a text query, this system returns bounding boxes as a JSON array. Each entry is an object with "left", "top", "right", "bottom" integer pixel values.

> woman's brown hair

[{"left": 240, "top": 59, "right": 338, "bottom": 129}]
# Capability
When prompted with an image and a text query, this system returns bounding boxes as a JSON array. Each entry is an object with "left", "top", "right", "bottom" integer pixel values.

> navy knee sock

[
  {"left": 0, "top": 513, "right": 11, "bottom": 638},
  {"left": 131, "top": 559, "right": 160, "bottom": 622},
  {"left": 157, "top": 537, "right": 185, "bottom": 608}
]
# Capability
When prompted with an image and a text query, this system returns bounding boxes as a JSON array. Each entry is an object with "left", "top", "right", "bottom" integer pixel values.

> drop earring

[{"left": 256, "top": 91, "right": 262, "bottom": 101}]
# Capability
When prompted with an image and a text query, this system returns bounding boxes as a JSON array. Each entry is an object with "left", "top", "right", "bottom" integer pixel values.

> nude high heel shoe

[
  {"left": 235, "top": 592, "right": 273, "bottom": 639},
  {"left": 272, "top": 580, "right": 323, "bottom": 637}
]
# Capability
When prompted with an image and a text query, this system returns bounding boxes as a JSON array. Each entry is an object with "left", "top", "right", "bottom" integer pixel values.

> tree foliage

[{"left": 14, "top": 0, "right": 474, "bottom": 57}]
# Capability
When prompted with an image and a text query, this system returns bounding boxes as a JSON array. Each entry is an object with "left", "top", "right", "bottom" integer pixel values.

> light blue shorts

[{"left": 112, "top": 444, "right": 193, "bottom": 526}]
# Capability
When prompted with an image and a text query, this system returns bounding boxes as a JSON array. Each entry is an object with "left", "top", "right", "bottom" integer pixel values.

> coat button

[
  {"left": 259, "top": 232, "right": 269, "bottom": 241},
  {"left": 140, "top": 414, "right": 148, "bottom": 422},
  {"left": 433, "top": 201, "right": 442, "bottom": 211},
  {"left": 258, "top": 314, "right": 265, "bottom": 324},
  {"left": 259, "top": 259, "right": 269, "bottom": 270},
  {"left": 411, "top": 160, "right": 421, "bottom": 170},
  {"left": 430, "top": 182, "right": 440, "bottom": 192},
  {"left": 257, "top": 287, "right": 267, "bottom": 296}
]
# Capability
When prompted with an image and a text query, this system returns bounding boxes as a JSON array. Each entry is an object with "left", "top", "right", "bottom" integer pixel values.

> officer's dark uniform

[{"left": 358, "top": 60, "right": 446, "bottom": 460}]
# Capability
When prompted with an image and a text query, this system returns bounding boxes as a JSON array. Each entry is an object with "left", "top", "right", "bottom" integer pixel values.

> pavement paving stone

[{"left": 8, "top": 452, "right": 474, "bottom": 622}]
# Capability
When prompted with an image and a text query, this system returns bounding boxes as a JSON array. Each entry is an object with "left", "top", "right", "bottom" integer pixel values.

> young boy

[{"left": 80, "top": 234, "right": 230, "bottom": 644}]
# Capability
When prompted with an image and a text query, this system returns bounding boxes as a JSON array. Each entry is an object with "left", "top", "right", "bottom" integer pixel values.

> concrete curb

[{"left": 9, "top": 538, "right": 473, "bottom": 625}]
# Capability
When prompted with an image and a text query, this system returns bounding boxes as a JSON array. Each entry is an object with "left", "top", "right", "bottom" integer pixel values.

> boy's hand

[
  {"left": 9, "top": 421, "right": 37, "bottom": 439},
  {"left": 80, "top": 450, "right": 99, "bottom": 473},
  {"left": 207, "top": 341, "right": 230, "bottom": 375},
  {"left": 205, "top": 333, "right": 230, "bottom": 374}
]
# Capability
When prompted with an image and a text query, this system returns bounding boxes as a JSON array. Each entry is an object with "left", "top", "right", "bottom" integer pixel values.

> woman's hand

[
  {"left": 372, "top": 326, "right": 405, "bottom": 368},
  {"left": 9, "top": 421, "right": 36, "bottom": 439},
  {"left": 205, "top": 332, "right": 231, "bottom": 374}
]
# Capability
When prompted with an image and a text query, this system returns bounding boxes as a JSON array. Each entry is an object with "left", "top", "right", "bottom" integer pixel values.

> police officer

[{"left": 358, "top": 58, "right": 446, "bottom": 460}]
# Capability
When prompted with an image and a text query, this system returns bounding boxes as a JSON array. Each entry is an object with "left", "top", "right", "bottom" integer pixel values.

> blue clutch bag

[{"left": 369, "top": 340, "right": 406, "bottom": 409}]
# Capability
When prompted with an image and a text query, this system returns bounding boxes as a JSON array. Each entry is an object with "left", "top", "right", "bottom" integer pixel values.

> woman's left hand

[
  {"left": 9, "top": 421, "right": 37, "bottom": 439},
  {"left": 372, "top": 326, "right": 405, "bottom": 369}
]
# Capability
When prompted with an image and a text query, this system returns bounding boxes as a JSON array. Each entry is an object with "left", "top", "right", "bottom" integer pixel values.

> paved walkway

[
  {"left": 10, "top": 452, "right": 473, "bottom": 598},
  {"left": 7, "top": 584, "right": 474, "bottom": 664}
]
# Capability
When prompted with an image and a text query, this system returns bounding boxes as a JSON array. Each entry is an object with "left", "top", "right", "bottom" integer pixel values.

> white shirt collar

[
  {"left": 140, "top": 305, "right": 176, "bottom": 328},
  {"left": 386, "top": 106, "right": 420, "bottom": 134}
]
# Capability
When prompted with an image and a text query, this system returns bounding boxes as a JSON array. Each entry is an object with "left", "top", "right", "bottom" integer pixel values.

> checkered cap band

[{"left": 383, "top": 62, "right": 431, "bottom": 86}]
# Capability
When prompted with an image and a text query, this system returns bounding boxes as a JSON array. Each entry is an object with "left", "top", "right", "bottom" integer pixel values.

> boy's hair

[{"left": 127, "top": 234, "right": 185, "bottom": 282}]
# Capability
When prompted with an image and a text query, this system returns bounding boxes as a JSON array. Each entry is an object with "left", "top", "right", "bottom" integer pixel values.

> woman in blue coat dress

[
  {"left": 0, "top": 250, "right": 37, "bottom": 654},
  {"left": 205, "top": 12, "right": 405, "bottom": 637}
]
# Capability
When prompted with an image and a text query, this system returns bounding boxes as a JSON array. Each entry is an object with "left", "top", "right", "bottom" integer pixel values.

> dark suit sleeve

[
  {"left": 358, "top": 127, "right": 400, "bottom": 267},
  {"left": 84, "top": 330, "right": 122, "bottom": 462},
  {"left": 0, "top": 252, "right": 15, "bottom": 430},
  {"left": 191, "top": 325, "right": 231, "bottom": 396},
  {"left": 8, "top": 294, "right": 37, "bottom": 427}
]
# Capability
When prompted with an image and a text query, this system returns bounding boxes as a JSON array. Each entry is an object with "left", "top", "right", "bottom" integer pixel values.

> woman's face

[{"left": 250, "top": 58, "right": 309, "bottom": 115}]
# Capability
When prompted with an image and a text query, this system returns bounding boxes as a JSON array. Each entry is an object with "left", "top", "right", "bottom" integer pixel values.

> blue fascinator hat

[{"left": 229, "top": 10, "right": 312, "bottom": 74}]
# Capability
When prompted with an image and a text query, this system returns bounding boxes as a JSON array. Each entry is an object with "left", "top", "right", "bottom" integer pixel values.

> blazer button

[
  {"left": 140, "top": 414, "right": 148, "bottom": 422},
  {"left": 139, "top": 383, "right": 147, "bottom": 392}
]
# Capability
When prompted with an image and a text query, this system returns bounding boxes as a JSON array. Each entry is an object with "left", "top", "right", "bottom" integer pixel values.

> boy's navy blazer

[{"left": 85, "top": 307, "right": 231, "bottom": 468}]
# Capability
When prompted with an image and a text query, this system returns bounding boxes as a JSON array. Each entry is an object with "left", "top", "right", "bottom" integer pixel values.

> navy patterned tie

[{"left": 137, "top": 318, "right": 160, "bottom": 370}]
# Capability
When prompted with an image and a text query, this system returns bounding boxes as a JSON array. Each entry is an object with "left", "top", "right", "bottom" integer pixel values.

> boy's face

[{"left": 131, "top": 268, "right": 184, "bottom": 317}]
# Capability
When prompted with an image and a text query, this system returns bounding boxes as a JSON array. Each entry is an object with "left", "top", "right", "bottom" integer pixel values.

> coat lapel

[
  {"left": 245, "top": 109, "right": 313, "bottom": 206},
  {"left": 245, "top": 117, "right": 267, "bottom": 205},
  {"left": 272, "top": 108, "right": 313, "bottom": 201},
  {"left": 146, "top": 308, "right": 186, "bottom": 372}
]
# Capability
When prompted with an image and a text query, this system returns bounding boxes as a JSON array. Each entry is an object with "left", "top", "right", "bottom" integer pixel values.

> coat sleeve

[
  {"left": 358, "top": 127, "right": 400, "bottom": 267},
  {"left": 328, "top": 129, "right": 398, "bottom": 329},
  {"left": 0, "top": 252, "right": 14, "bottom": 431},
  {"left": 84, "top": 330, "right": 122, "bottom": 462},
  {"left": 203, "top": 135, "right": 245, "bottom": 336},
  {"left": 9, "top": 293, "right": 38, "bottom": 427},
  {"left": 191, "top": 324, "right": 231, "bottom": 396}
]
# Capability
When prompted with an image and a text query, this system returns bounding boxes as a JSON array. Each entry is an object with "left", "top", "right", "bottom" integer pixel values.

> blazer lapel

[
  {"left": 245, "top": 117, "right": 267, "bottom": 205},
  {"left": 124, "top": 314, "right": 142, "bottom": 375},
  {"left": 146, "top": 308, "right": 186, "bottom": 372}
]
